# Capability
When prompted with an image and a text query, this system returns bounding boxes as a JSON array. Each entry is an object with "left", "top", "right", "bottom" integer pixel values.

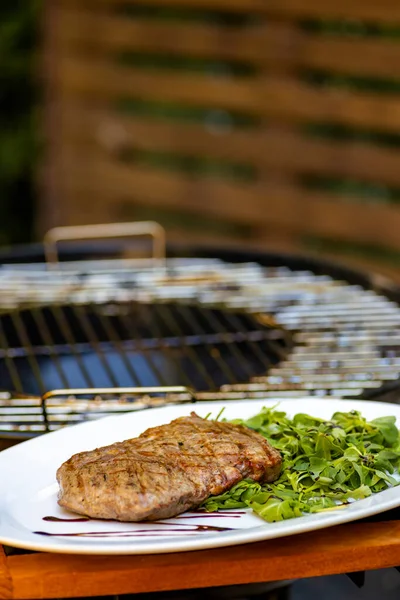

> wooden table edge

[
  {"left": 2, "top": 519, "right": 400, "bottom": 599},
  {"left": 0, "top": 547, "right": 12, "bottom": 600}
]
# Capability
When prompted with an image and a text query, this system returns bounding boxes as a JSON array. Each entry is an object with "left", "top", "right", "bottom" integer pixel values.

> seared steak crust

[{"left": 57, "top": 412, "right": 282, "bottom": 521}]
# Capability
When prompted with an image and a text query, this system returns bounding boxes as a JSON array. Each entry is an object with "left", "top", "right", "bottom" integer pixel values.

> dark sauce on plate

[{"left": 36, "top": 511, "right": 245, "bottom": 537}]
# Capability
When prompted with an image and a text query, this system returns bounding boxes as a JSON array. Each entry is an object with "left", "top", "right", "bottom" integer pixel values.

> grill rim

[{"left": 2, "top": 239, "right": 398, "bottom": 301}]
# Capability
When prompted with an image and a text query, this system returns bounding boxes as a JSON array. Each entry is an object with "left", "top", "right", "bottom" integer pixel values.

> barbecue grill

[{"left": 1, "top": 221, "right": 400, "bottom": 442}]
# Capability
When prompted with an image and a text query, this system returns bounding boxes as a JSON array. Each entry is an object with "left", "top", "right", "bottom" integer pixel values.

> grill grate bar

[
  {"left": 90, "top": 302, "right": 142, "bottom": 387},
  {"left": 279, "top": 357, "right": 400, "bottom": 367},
  {"left": 294, "top": 335, "right": 400, "bottom": 346},
  {"left": 278, "top": 303, "right": 398, "bottom": 317},
  {"left": 270, "top": 367, "right": 400, "bottom": 377},
  {"left": 177, "top": 304, "right": 239, "bottom": 385},
  {"left": 121, "top": 302, "right": 169, "bottom": 387},
  {"left": 195, "top": 305, "right": 260, "bottom": 381},
  {"left": 154, "top": 303, "right": 216, "bottom": 389},
  {"left": 136, "top": 302, "right": 195, "bottom": 389},
  {"left": 264, "top": 373, "right": 399, "bottom": 383},
  {"left": 0, "top": 331, "right": 278, "bottom": 358},
  {"left": 50, "top": 306, "right": 95, "bottom": 388},
  {"left": 221, "top": 380, "right": 382, "bottom": 391},
  {"left": 290, "top": 349, "right": 382, "bottom": 357},
  {"left": 10, "top": 311, "right": 46, "bottom": 395},
  {"left": 219, "top": 311, "right": 273, "bottom": 371},
  {"left": 0, "top": 319, "right": 23, "bottom": 392},
  {"left": 72, "top": 304, "right": 120, "bottom": 387},
  {"left": 30, "top": 307, "right": 70, "bottom": 389}
]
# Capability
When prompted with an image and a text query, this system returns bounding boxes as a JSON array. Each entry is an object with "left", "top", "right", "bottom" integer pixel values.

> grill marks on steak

[{"left": 56, "top": 412, "right": 282, "bottom": 522}]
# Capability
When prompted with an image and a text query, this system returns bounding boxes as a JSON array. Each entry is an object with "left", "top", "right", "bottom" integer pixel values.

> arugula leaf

[
  {"left": 315, "top": 433, "right": 334, "bottom": 459},
  {"left": 309, "top": 456, "right": 329, "bottom": 475},
  {"left": 371, "top": 416, "right": 398, "bottom": 446},
  {"left": 201, "top": 407, "right": 400, "bottom": 523}
]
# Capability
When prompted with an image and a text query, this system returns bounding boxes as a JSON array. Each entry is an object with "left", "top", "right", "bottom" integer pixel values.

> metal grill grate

[
  {"left": 0, "top": 300, "right": 288, "bottom": 395},
  {"left": 0, "top": 254, "right": 400, "bottom": 437}
]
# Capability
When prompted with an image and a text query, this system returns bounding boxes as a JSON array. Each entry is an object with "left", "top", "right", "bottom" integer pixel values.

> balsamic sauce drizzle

[
  {"left": 43, "top": 516, "right": 90, "bottom": 523},
  {"left": 34, "top": 524, "right": 233, "bottom": 537},
  {"left": 37, "top": 511, "right": 245, "bottom": 538}
]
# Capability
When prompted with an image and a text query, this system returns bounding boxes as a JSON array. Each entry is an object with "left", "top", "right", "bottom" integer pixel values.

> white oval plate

[{"left": 1, "top": 398, "right": 400, "bottom": 555}]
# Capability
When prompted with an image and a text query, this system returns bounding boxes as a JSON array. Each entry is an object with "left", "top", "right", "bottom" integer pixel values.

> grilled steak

[{"left": 57, "top": 412, "right": 282, "bottom": 521}]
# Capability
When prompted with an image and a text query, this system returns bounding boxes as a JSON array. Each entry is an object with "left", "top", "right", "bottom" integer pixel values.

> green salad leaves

[{"left": 201, "top": 407, "right": 400, "bottom": 522}]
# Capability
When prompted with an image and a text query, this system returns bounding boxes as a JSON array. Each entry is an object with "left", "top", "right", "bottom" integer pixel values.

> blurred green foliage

[{"left": 0, "top": 1, "right": 38, "bottom": 245}]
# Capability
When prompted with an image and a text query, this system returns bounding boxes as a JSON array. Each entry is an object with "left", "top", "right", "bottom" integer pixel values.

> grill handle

[
  {"left": 41, "top": 386, "right": 196, "bottom": 403},
  {"left": 43, "top": 221, "right": 166, "bottom": 265},
  {"left": 40, "top": 386, "right": 197, "bottom": 429}
]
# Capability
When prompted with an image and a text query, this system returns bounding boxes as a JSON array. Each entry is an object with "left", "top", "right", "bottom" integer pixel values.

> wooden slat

[
  {"left": 58, "top": 9, "right": 267, "bottom": 64},
  {"left": 236, "top": 0, "right": 400, "bottom": 22},
  {"left": 263, "top": 78, "right": 400, "bottom": 133},
  {"left": 64, "top": 160, "right": 263, "bottom": 225},
  {"left": 79, "top": 0, "right": 400, "bottom": 23},
  {"left": 59, "top": 9, "right": 400, "bottom": 80},
  {"left": 61, "top": 108, "right": 400, "bottom": 187},
  {"left": 63, "top": 157, "right": 400, "bottom": 250},
  {"left": 47, "top": 197, "right": 266, "bottom": 249},
  {"left": 7, "top": 521, "right": 400, "bottom": 599},
  {"left": 59, "top": 58, "right": 258, "bottom": 114},
  {"left": 58, "top": 58, "right": 400, "bottom": 133},
  {"left": 264, "top": 129, "right": 400, "bottom": 187},
  {"left": 56, "top": 176, "right": 301, "bottom": 253},
  {"left": 298, "top": 36, "right": 400, "bottom": 80},
  {"left": 0, "top": 548, "right": 12, "bottom": 600},
  {"left": 266, "top": 183, "right": 400, "bottom": 250}
]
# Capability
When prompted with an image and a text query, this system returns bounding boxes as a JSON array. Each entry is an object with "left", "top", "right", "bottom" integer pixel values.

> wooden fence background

[{"left": 41, "top": 0, "right": 400, "bottom": 274}]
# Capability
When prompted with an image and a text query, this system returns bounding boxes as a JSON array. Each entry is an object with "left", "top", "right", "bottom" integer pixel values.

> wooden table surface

[{"left": 1, "top": 515, "right": 400, "bottom": 600}]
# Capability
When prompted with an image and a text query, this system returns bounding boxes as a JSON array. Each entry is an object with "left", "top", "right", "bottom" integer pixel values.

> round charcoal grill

[{"left": 1, "top": 222, "right": 400, "bottom": 441}]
